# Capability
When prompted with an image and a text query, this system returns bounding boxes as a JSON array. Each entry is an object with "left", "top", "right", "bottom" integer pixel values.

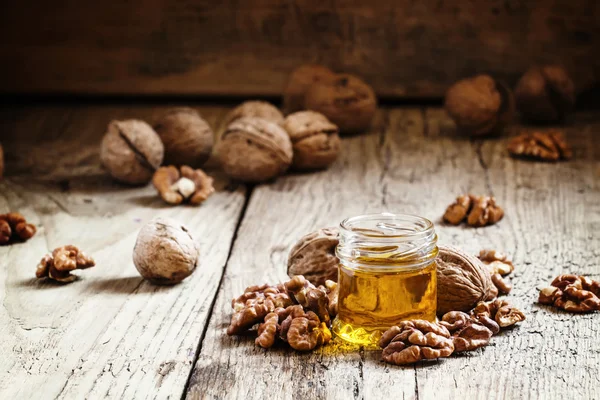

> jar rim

[{"left": 339, "top": 212, "right": 434, "bottom": 240}]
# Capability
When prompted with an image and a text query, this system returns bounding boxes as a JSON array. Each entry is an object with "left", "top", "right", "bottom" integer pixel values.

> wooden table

[{"left": 0, "top": 103, "right": 598, "bottom": 400}]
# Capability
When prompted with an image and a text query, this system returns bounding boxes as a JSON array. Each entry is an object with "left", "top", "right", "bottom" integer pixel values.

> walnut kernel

[
  {"left": 283, "top": 111, "right": 341, "bottom": 170},
  {"left": 515, "top": 65, "right": 575, "bottom": 122},
  {"left": 216, "top": 117, "right": 293, "bottom": 183},
  {"left": 133, "top": 217, "right": 199, "bottom": 284},
  {"left": 100, "top": 120, "right": 164, "bottom": 185},
  {"left": 35, "top": 245, "right": 95, "bottom": 283},
  {"left": 445, "top": 75, "right": 514, "bottom": 136},
  {"left": 443, "top": 194, "right": 504, "bottom": 227},
  {"left": 507, "top": 130, "right": 572, "bottom": 162},
  {"left": 287, "top": 227, "right": 339, "bottom": 286},
  {"left": 0, "top": 212, "right": 36, "bottom": 245},
  {"left": 305, "top": 74, "right": 377, "bottom": 134},
  {"left": 538, "top": 275, "right": 600, "bottom": 313},
  {"left": 283, "top": 64, "right": 336, "bottom": 113},
  {"left": 436, "top": 245, "right": 497, "bottom": 314},
  {"left": 154, "top": 108, "right": 214, "bottom": 167},
  {"left": 152, "top": 165, "right": 214, "bottom": 205}
]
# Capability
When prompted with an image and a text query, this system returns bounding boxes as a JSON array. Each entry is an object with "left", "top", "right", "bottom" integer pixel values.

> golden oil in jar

[{"left": 331, "top": 213, "right": 438, "bottom": 347}]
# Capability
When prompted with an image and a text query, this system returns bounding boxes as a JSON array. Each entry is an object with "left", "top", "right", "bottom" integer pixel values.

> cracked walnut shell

[
  {"left": 305, "top": 74, "right": 377, "bottom": 134},
  {"left": 507, "top": 130, "right": 572, "bottom": 162},
  {"left": 133, "top": 217, "right": 199, "bottom": 285},
  {"left": 0, "top": 212, "right": 36, "bottom": 245},
  {"left": 436, "top": 245, "right": 497, "bottom": 315},
  {"left": 283, "top": 111, "right": 341, "bottom": 170},
  {"left": 445, "top": 75, "right": 514, "bottom": 136},
  {"left": 515, "top": 65, "right": 575, "bottom": 122},
  {"left": 538, "top": 275, "right": 600, "bottom": 313},
  {"left": 443, "top": 194, "right": 504, "bottom": 227},
  {"left": 100, "top": 119, "right": 164, "bottom": 185},
  {"left": 283, "top": 64, "right": 336, "bottom": 113},
  {"left": 152, "top": 165, "right": 214, "bottom": 205},
  {"left": 287, "top": 227, "right": 339, "bottom": 286},
  {"left": 216, "top": 117, "right": 293, "bottom": 183},
  {"left": 154, "top": 108, "right": 214, "bottom": 168},
  {"left": 379, "top": 320, "right": 454, "bottom": 365},
  {"left": 35, "top": 245, "right": 95, "bottom": 283}
]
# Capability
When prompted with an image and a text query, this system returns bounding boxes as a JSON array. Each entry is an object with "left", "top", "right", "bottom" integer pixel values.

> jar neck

[{"left": 336, "top": 213, "right": 438, "bottom": 271}]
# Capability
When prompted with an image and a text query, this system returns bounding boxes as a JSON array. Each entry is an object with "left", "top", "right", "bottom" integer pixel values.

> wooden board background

[
  {"left": 0, "top": 103, "right": 598, "bottom": 399},
  {"left": 0, "top": 0, "right": 599, "bottom": 98}
]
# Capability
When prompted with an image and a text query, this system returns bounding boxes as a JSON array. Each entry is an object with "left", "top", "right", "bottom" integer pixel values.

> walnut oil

[{"left": 332, "top": 213, "right": 438, "bottom": 347}]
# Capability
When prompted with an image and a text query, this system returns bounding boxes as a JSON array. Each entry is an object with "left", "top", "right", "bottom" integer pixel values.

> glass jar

[{"left": 332, "top": 213, "right": 438, "bottom": 347}]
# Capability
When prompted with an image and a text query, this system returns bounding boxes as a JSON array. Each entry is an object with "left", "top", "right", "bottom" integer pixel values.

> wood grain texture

[
  {"left": 0, "top": 106, "right": 247, "bottom": 399},
  {"left": 1, "top": 0, "right": 598, "bottom": 97},
  {"left": 187, "top": 107, "right": 599, "bottom": 399}
]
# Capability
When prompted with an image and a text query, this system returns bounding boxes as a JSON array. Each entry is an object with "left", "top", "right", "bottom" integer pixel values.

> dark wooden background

[{"left": 0, "top": 0, "right": 598, "bottom": 98}]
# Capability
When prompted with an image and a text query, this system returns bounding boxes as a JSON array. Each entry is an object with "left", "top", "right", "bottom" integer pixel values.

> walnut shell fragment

[
  {"left": 133, "top": 217, "right": 199, "bottom": 285},
  {"left": 445, "top": 75, "right": 514, "bottom": 136},
  {"left": 100, "top": 119, "right": 164, "bottom": 185},
  {"left": 379, "top": 320, "right": 454, "bottom": 365},
  {"left": 283, "top": 64, "right": 336, "bottom": 113},
  {"left": 152, "top": 165, "right": 214, "bottom": 205},
  {"left": 0, "top": 212, "right": 36, "bottom": 245},
  {"left": 154, "top": 108, "right": 214, "bottom": 167},
  {"left": 515, "top": 65, "right": 575, "bottom": 122},
  {"left": 287, "top": 227, "right": 339, "bottom": 286},
  {"left": 507, "top": 130, "right": 572, "bottom": 162},
  {"left": 283, "top": 111, "right": 341, "bottom": 170},
  {"left": 216, "top": 117, "right": 293, "bottom": 183},
  {"left": 305, "top": 74, "right": 377, "bottom": 134},
  {"left": 436, "top": 245, "right": 497, "bottom": 315},
  {"left": 35, "top": 245, "right": 95, "bottom": 283},
  {"left": 538, "top": 275, "right": 600, "bottom": 313},
  {"left": 443, "top": 194, "right": 504, "bottom": 227}
]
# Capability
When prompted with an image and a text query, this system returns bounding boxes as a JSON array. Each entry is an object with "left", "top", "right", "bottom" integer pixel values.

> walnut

[
  {"left": 221, "top": 101, "right": 284, "bottom": 133},
  {"left": 154, "top": 108, "right": 214, "bottom": 168},
  {"left": 283, "top": 64, "right": 336, "bottom": 113},
  {"left": 304, "top": 74, "right": 377, "bottom": 134},
  {"left": 228, "top": 283, "right": 293, "bottom": 335},
  {"left": 282, "top": 307, "right": 332, "bottom": 351},
  {"left": 515, "top": 65, "right": 575, "bottom": 122},
  {"left": 439, "top": 311, "right": 493, "bottom": 352},
  {"left": 216, "top": 117, "right": 293, "bottom": 183},
  {"left": 0, "top": 142, "right": 4, "bottom": 179},
  {"left": 0, "top": 212, "right": 37, "bottom": 245},
  {"left": 478, "top": 249, "right": 514, "bottom": 294},
  {"left": 507, "top": 130, "right": 572, "bottom": 162},
  {"left": 35, "top": 245, "right": 95, "bottom": 283},
  {"left": 472, "top": 299, "right": 525, "bottom": 328},
  {"left": 379, "top": 320, "right": 454, "bottom": 365},
  {"left": 285, "top": 275, "right": 331, "bottom": 326},
  {"left": 132, "top": 217, "right": 199, "bottom": 285},
  {"left": 445, "top": 75, "right": 514, "bottom": 136},
  {"left": 100, "top": 120, "right": 164, "bottom": 185},
  {"left": 538, "top": 275, "right": 600, "bottom": 313},
  {"left": 287, "top": 227, "right": 339, "bottom": 286},
  {"left": 283, "top": 111, "right": 341, "bottom": 170},
  {"left": 255, "top": 310, "right": 281, "bottom": 348},
  {"left": 443, "top": 194, "right": 504, "bottom": 227},
  {"left": 152, "top": 165, "right": 214, "bottom": 205},
  {"left": 322, "top": 280, "right": 339, "bottom": 318},
  {"left": 436, "top": 245, "right": 497, "bottom": 315}
]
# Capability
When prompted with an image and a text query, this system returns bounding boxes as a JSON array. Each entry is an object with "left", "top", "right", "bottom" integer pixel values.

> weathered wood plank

[
  {"left": 0, "top": 106, "right": 247, "bottom": 399},
  {"left": 0, "top": 1, "right": 598, "bottom": 97},
  {"left": 187, "top": 107, "right": 599, "bottom": 399}
]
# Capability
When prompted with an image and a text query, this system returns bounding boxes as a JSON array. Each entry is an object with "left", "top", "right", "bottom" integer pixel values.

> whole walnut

[
  {"left": 0, "top": 142, "right": 4, "bottom": 180},
  {"left": 436, "top": 245, "right": 497, "bottom": 315},
  {"left": 304, "top": 74, "right": 377, "bottom": 134},
  {"left": 216, "top": 117, "right": 293, "bottom": 183},
  {"left": 133, "top": 217, "right": 199, "bottom": 284},
  {"left": 287, "top": 227, "right": 340, "bottom": 286},
  {"left": 283, "top": 111, "right": 341, "bottom": 170},
  {"left": 515, "top": 65, "right": 575, "bottom": 122},
  {"left": 221, "top": 101, "right": 284, "bottom": 133},
  {"left": 154, "top": 108, "right": 214, "bottom": 167},
  {"left": 445, "top": 75, "right": 514, "bottom": 136},
  {"left": 100, "top": 120, "right": 164, "bottom": 185},
  {"left": 283, "top": 64, "right": 336, "bottom": 113}
]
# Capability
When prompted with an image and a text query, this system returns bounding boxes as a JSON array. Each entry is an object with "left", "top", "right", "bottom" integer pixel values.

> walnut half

[
  {"left": 443, "top": 194, "right": 504, "bottom": 227},
  {"left": 35, "top": 245, "right": 95, "bottom": 283},
  {"left": 507, "top": 130, "right": 572, "bottom": 162},
  {"left": 152, "top": 165, "right": 214, "bottom": 205}
]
